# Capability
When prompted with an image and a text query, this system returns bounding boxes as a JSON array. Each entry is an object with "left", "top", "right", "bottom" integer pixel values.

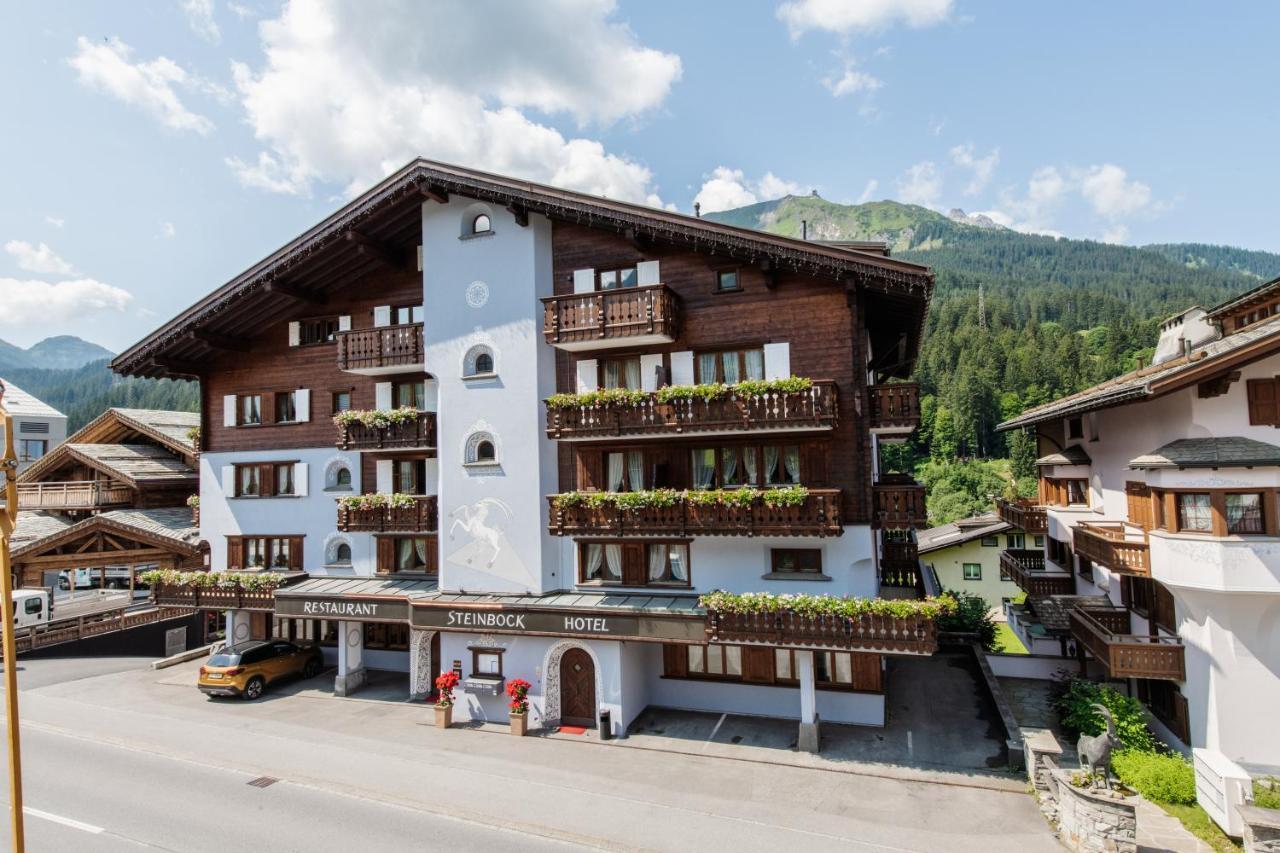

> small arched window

[
  {"left": 335, "top": 543, "right": 352, "bottom": 564},
  {"left": 465, "top": 431, "right": 499, "bottom": 465},
  {"left": 472, "top": 214, "right": 491, "bottom": 235},
  {"left": 476, "top": 440, "right": 496, "bottom": 462},
  {"left": 474, "top": 352, "right": 493, "bottom": 374},
  {"left": 336, "top": 468, "right": 351, "bottom": 487},
  {"left": 463, "top": 344, "right": 496, "bottom": 378}
]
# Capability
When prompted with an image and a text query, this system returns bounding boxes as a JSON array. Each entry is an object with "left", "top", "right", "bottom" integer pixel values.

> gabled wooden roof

[
  {"left": 112, "top": 158, "right": 934, "bottom": 381},
  {"left": 19, "top": 408, "right": 198, "bottom": 485},
  {"left": 10, "top": 507, "right": 200, "bottom": 560}
]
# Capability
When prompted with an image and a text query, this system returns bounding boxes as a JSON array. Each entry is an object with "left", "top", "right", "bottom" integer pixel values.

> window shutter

[
  {"left": 225, "top": 537, "right": 242, "bottom": 572},
  {"left": 640, "top": 353, "right": 664, "bottom": 391},
  {"left": 851, "top": 654, "right": 883, "bottom": 692},
  {"left": 373, "top": 305, "right": 392, "bottom": 327},
  {"left": 763, "top": 342, "right": 791, "bottom": 380},
  {"left": 223, "top": 396, "right": 237, "bottom": 428},
  {"left": 376, "top": 459, "right": 393, "bottom": 493},
  {"left": 1247, "top": 378, "right": 1280, "bottom": 425},
  {"left": 621, "top": 544, "right": 646, "bottom": 586},
  {"left": 288, "top": 322, "right": 301, "bottom": 347},
  {"left": 577, "top": 451, "right": 603, "bottom": 491},
  {"left": 295, "top": 389, "right": 311, "bottom": 422},
  {"left": 375, "top": 382, "right": 393, "bottom": 411},
  {"left": 804, "top": 444, "right": 828, "bottom": 485},
  {"left": 221, "top": 465, "right": 235, "bottom": 495},
  {"left": 294, "top": 462, "right": 309, "bottom": 497},
  {"left": 662, "top": 644, "right": 687, "bottom": 677},
  {"left": 575, "top": 359, "right": 598, "bottom": 393},
  {"left": 741, "top": 646, "right": 775, "bottom": 684},
  {"left": 288, "top": 536, "right": 304, "bottom": 570},
  {"left": 669, "top": 351, "right": 694, "bottom": 386},
  {"left": 338, "top": 315, "right": 352, "bottom": 332},
  {"left": 376, "top": 537, "right": 394, "bottom": 574},
  {"left": 1125, "top": 481, "right": 1152, "bottom": 530},
  {"left": 636, "top": 260, "right": 660, "bottom": 286},
  {"left": 572, "top": 269, "right": 595, "bottom": 294}
]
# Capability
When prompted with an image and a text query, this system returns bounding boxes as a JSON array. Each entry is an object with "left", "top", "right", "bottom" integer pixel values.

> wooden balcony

[
  {"left": 546, "top": 381, "right": 837, "bottom": 440},
  {"left": 337, "top": 413, "right": 436, "bottom": 450},
  {"left": 335, "top": 324, "right": 424, "bottom": 375},
  {"left": 706, "top": 609, "right": 939, "bottom": 655},
  {"left": 17, "top": 480, "right": 133, "bottom": 511},
  {"left": 868, "top": 383, "right": 921, "bottom": 435},
  {"left": 881, "top": 536, "right": 918, "bottom": 564},
  {"left": 541, "top": 284, "right": 680, "bottom": 351},
  {"left": 996, "top": 498, "right": 1048, "bottom": 535},
  {"left": 1001, "top": 549, "right": 1075, "bottom": 596},
  {"left": 338, "top": 496, "right": 438, "bottom": 533},
  {"left": 151, "top": 583, "right": 280, "bottom": 612},
  {"left": 1073, "top": 522, "right": 1150, "bottom": 576},
  {"left": 547, "top": 489, "right": 843, "bottom": 537},
  {"left": 873, "top": 476, "right": 928, "bottom": 528},
  {"left": 1069, "top": 607, "right": 1185, "bottom": 681}
]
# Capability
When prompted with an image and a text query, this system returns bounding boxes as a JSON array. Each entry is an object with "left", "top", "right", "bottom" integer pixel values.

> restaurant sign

[{"left": 275, "top": 596, "right": 409, "bottom": 623}]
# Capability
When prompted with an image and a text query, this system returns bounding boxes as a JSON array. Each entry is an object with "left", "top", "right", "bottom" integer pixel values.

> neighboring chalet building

[
  {"left": 916, "top": 512, "right": 1034, "bottom": 606},
  {"left": 995, "top": 284, "right": 1280, "bottom": 827},
  {"left": 112, "top": 159, "right": 938, "bottom": 742},
  {"left": 0, "top": 379, "right": 67, "bottom": 475},
  {"left": 9, "top": 408, "right": 203, "bottom": 594}
]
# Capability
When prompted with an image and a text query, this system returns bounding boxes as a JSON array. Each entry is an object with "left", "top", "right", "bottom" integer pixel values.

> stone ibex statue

[{"left": 1077, "top": 703, "right": 1121, "bottom": 789}]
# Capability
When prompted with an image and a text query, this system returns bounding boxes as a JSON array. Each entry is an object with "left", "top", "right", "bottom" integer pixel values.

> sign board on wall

[
  {"left": 274, "top": 597, "right": 410, "bottom": 623},
  {"left": 411, "top": 605, "right": 705, "bottom": 643},
  {"left": 164, "top": 626, "right": 187, "bottom": 658}
]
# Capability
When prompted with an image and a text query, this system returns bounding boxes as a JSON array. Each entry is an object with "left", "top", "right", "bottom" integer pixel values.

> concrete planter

[
  {"left": 1049, "top": 769, "right": 1138, "bottom": 853},
  {"left": 1238, "top": 803, "right": 1280, "bottom": 852},
  {"left": 434, "top": 705, "right": 452, "bottom": 729},
  {"left": 510, "top": 713, "right": 528, "bottom": 737}
]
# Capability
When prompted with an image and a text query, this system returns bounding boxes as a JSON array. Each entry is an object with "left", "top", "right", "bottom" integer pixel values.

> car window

[
  {"left": 208, "top": 652, "right": 240, "bottom": 667},
  {"left": 24, "top": 598, "right": 42, "bottom": 615},
  {"left": 240, "top": 647, "right": 267, "bottom": 665},
  {"left": 272, "top": 642, "right": 294, "bottom": 656}
]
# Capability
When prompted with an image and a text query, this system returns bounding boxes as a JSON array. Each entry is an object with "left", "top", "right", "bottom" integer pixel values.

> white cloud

[
  {"left": 823, "top": 61, "right": 883, "bottom": 97},
  {"left": 693, "top": 167, "right": 805, "bottom": 214},
  {"left": 0, "top": 278, "right": 133, "bottom": 326},
  {"left": 226, "top": 0, "right": 682, "bottom": 202},
  {"left": 44, "top": 216, "right": 65, "bottom": 229},
  {"left": 227, "top": 2, "right": 257, "bottom": 19},
  {"left": 182, "top": 0, "right": 221, "bottom": 44},
  {"left": 928, "top": 117, "right": 946, "bottom": 137},
  {"left": 68, "top": 37, "right": 213, "bottom": 134},
  {"left": 4, "top": 240, "right": 75, "bottom": 275},
  {"left": 857, "top": 178, "right": 879, "bottom": 203},
  {"left": 778, "top": 0, "right": 953, "bottom": 37},
  {"left": 949, "top": 143, "right": 999, "bottom": 195},
  {"left": 1078, "top": 163, "right": 1152, "bottom": 219},
  {"left": 895, "top": 161, "right": 941, "bottom": 208},
  {"left": 1101, "top": 224, "right": 1130, "bottom": 244},
  {"left": 160, "top": 221, "right": 177, "bottom": 239},
  {"left": 992, "top": 162, "right": 1159, "bottom": 238}
]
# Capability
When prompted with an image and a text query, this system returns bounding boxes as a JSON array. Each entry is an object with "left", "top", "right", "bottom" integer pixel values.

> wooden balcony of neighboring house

[
  {"left": 541, "top": 284, "right": 680, "bottom": 351},
  {"left": 1000, "top": 548, "right": 1075, "bottom": 596},
  {"left": 706, "top": 609, "right": 940, "bottom": 655},
  {"left": 545, "top": 381, "right": 838, "bottom": 440},
  {"left": 17, "top": 480, "right": 133, "bottom": 511},
  {"left": 867, "top": 383, "right": 921, "bottom": 437},
  {"left": 996, "top": 498, "right": 1048, "bottom": 535},
  {"left": 335, "top": 323, "right": 424, "bottom": 375},
  {"left": 872, "top": 475, "right": 928, "bottom": 528},
  {"left": 337, "top": 496, "right": 439, "bottom": 533},
  {"left": 1069, "top": 606, "right": 1185, "bottom": 681},
  {"left": 1073, "top": 522, "right": 1150, "bottom": 576},
  {"left": 336, "top": 412, "right": 436, "bottom": 451},
  {"left": 547, "top": 489, "right": 843, "bottom": 538}
]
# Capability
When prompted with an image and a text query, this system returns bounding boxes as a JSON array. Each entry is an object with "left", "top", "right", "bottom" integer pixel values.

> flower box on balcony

[{"left": 547, "top": 487, "right": 842, "bottom": 538}]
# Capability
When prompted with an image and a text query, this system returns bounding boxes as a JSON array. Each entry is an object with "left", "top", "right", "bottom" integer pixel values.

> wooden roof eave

[{"left": 11, "top": 514, "right": 199, "bottom": 561}]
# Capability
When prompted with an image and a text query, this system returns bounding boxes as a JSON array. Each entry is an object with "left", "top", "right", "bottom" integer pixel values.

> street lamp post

[{"left": 0, "top": 378, "right": 26, "bottom": 851}]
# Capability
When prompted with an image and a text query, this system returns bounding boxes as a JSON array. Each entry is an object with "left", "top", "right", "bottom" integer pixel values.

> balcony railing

[
  {"left": 541, "top": 284, "right": 680, "bottom": 350},
  {"left": 1069, "top": 607, "right": 1185, "bottom": 681},
  {"left": 151, "top": 583, "right": 279, "bottom": 612},
  {"left": 546, "top": 382, "right": 837, "bottom": 440},
  {"left": 873, "top": 476, "right": 928, "bottom": 528},
  {"left": 17, "top": 480, "right": 133, "bottom": 510},
  {"left": 706, "top": 609, "right": 939, "bottom": 655},
  {"left": 547, "top": 489, "right": 843, "bottom": 538},
  {"left": 1073, "top": 522, "right": 1150, "bottom": 576},
  {"left": 336, "top": 324, "right": 424, "bottom": 373},
  {"left": 868, "top": 383, "right": 921, "bottom": 432},
  {"left": 338, "top": 496, "right": 438, "bottom": 533},
  {"left": 881, "top": 536, "right": 918, "bottom": 564},
  {"left": 996, "top": 498, "right": 1048, "bottom": 535},
  {"left": 1000, "top": 549, "right": 1074, "bottom": 596},
  {"left": 337, "top": 413, "right": 436, "bottom": 450}
]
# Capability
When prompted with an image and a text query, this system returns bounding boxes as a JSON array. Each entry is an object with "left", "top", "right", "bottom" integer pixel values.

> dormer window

[{"left": 471, "top": 214, "right": 491, "bottom": 235}]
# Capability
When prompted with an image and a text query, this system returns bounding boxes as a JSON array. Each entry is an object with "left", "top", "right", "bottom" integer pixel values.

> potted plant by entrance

[
  {"left": 434, "top": 671, "right": 459, "bottom": 729},
  {"left": 506, "top": 678, "right": 532, "bottom": 736}
]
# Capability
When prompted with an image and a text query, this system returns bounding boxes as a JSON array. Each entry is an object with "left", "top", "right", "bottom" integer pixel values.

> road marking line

[
  {"left": 702, "top": 713, "right": 727, "bottom": 751},
  {"left": 24, "top": 806, "right": 104, "bottom": 834}
]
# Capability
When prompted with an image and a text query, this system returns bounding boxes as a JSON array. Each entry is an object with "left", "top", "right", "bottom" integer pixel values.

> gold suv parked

[{"left": 198, "top": 640, "right": 323, "bottom": 700}]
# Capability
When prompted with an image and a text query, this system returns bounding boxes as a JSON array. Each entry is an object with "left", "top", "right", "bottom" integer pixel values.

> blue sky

[{"left": 2, "top": 0, "right": 1278, "bottom": 352}]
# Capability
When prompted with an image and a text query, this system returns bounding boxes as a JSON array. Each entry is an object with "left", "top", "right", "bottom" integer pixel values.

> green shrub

[
  {"left": 934, "top": 590, "right": 998, "bottom": 652},
  {"left": 1255, "top": 778, "right": 1280, "bottom": 810},
  {"left": 1113, "top": 750, "right": 1196, "bottom": 805},
  {"left": 1055, "top": 678, "right": 1158, "bottom": 754},
  {"left": 698, "top": 590, "right": 958, "bottom": 620}
]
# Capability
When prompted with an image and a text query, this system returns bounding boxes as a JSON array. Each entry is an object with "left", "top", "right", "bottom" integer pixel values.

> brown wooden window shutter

[
  {"left": 376, "top": 537, "right": 394, "bottom": 573},
  {"left": 1247, "top": 378, "right": 1280, "bottom": 425},
  {"left": 851, "top": 653, "right": 883, "bottom": 692},
  {"left": 662, "top": 644, "right": 687, "bottom": 677},
  {"left": 225, "top": 536, "right": 242, "bottom": 571},
  {"left": 288, "top": 536, "right": 304, "bottom": 570},
  {"left": 1125, "top": 481, "right": 1152, "bottom": 530},
  {"left": 741, "top": 646, "right": 775, "bottom": 684}
]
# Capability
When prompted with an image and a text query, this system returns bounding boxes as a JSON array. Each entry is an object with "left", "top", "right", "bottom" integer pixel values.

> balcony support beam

[
  {"left": 345, "top": 230, "right": 400, "bottom": 269},
  {"left": 507, "top": 205, "right": 529, "bottom": 227},
  {"left": 188, "top": 329, "right": 250, "bottom": 352},
  {"left": 265, "top": 279, "right": 326, "bottom": 306}
]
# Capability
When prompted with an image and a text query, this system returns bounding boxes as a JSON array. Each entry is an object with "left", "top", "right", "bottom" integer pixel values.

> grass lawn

[
  {"left": 1161, "top": 803, "right": 1241, "bottom": 852},
  {"left": 993, "top": 622, "right": 1028, "bottom": 654}
]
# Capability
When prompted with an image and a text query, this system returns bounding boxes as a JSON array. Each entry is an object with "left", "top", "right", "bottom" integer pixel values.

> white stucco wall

[{"left": 925, "top": 535, "right": 1023, "bottom": 606}]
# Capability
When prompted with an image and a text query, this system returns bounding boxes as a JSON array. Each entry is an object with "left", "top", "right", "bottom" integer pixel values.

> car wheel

[
  {"left": 243, "top": 677, "right": 265, "bottom": 701},
  {"left": 303, "top": 658, "right": 320, "bottom": 678}
]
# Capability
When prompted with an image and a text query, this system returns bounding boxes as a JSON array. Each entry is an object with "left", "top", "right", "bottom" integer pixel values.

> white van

[{"left": 12, "top": 590, "right": 52, "bottom": 632}]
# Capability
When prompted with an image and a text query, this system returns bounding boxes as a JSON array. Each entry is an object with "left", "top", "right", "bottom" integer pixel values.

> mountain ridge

[{"left": 0, "top": 335, "right": 115, "bottom": 373}]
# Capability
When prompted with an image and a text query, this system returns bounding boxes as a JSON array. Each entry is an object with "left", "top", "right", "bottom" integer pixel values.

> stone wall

[
  {"left": 1025, "top": 730, "right": 1064, "bottom": 792},
  {"left": 1048, "top": 769, "right": 1138, "bottom": 853},
  {"left": 1239, "top": 804, "right": 1280, "bottom": 853}
]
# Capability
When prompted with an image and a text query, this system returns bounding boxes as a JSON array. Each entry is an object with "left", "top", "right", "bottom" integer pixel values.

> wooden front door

[{"left": 559, "top": 648, "right": 596, "bottom": 727}]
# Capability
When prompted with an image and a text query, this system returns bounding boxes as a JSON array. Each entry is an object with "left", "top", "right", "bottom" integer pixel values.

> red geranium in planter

[
  {"left": 435, "top": 670, "right": 460, "bottom": 708},
  {"left": 505, "top": 678, "right": 532, "bottom": 715}
]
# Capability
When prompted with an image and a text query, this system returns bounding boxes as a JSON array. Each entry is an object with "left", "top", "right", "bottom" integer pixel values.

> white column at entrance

[
  {"left": 226, "top": 609, "right": 252, "bottom": 646},
  {"left": 335, "top": 621, "right": 366, "bottom": 697},
  {"left": 796, "top": 650, "right": 820, "bottom": 753}
]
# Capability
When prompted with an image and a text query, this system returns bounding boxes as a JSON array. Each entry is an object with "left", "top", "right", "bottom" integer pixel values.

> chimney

[{"left": 694, "top": 202, "right": 701, "bottom": 219}]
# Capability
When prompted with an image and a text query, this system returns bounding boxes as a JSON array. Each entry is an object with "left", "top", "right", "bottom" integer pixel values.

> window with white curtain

[
  {"left": 690, "top": 448, "right": 716, "bottom": 489},
  {"left": 579, "top": 542, "right": 688, "bottom": 587},
  {"left": 601, "top": 357, "right": 642, "bottom": 390},
  {"left": 605, "top": 451, "right": 644, "bottom": 491},
  {"left": 693, "top": 348, "right": 765, "bottom": 384}
]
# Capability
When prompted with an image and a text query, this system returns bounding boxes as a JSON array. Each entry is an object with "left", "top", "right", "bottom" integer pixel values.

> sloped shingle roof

[
  {"left": 916, "top": 513, "right": 1011, "bottom": 554},
  {"left": 68, "top": 444, "right": 196, "bottom": 484},
  {"left": 1129, "top": 437, "right": 1280, "bottom": 469},
  {"left": 1036, "top": 445, "right": 1092, "bottom": 466}
]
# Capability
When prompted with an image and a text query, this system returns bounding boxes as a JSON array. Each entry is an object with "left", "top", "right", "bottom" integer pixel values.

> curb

[{"left": 151, "top": 644, "right": 217, "bottom": 670}]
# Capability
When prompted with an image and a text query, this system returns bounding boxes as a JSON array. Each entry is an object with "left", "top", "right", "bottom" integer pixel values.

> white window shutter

[
  {"left": 221, "top": 465, "right": 235, "bottom": 495},
  {"left": 572, "top": 269, "right": 595, "bottom": 294},
  {"left": 295, "top": 389, "right": 311, "bottom": 422},
  {"left": 416, "top": 245, "right": 423, "bottom": 272},
  {"left": 640, "top": 354, "right": 664, "bottom": 391},
  {"left": 637, "top": 260, "right": 660, "bottom": 286},
  {"left": 670, "top": 351, "right": 694, "bottom": 386},
  {"left": 294, "top": 462, "right": 309, "bottom": 497},
  {"left": 422, "top": 378, "right": 438, "bottom": 413},
  {"left": 373, "top": 305, "right": 392, "bottom": 327},
  {"left": 338, "top": 315, "right": 352, "bottom": 332},
  {"left": 424, "top": 459, "right": 439, "bottom": 496},
  {"left": 288, "top": 322, "right": 301, "bottom": 347},
  {"left": 223, "top": 395, "right": 237, "bottom": 428},
  {"left": 375, "top": 382, "right": 392, "bottom": 411},
  {"left": 763, "top": 342, "right": 791, "bottom": 380},
  {"left": 376, "top": 460, "right": 393, "bottom": 494},
  {"left": 576, "top": 359, "right": 598, "bottom": 393}
]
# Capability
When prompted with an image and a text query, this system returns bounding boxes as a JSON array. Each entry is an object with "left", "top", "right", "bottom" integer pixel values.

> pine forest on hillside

[{"left": 5, "top": 360, "right": 199, "bottom": 433}]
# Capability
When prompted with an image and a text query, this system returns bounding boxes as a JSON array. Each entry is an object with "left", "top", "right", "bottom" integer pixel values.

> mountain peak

[
  {"left": 947, "top": 209, "right": 1009, "bottom": 230},
  {"left": 0, "top": 335, "right": 115, "bottom": 372}
]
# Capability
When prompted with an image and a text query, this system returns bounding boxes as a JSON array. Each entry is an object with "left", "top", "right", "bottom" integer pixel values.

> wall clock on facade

[{"left": 466, "top": 281, "right": 489, "bottom": 308}]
